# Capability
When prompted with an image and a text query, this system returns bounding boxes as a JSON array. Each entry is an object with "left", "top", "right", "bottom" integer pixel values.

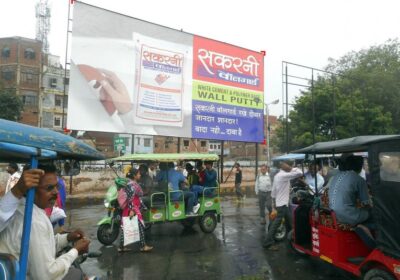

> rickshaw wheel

[
  {"left": 181, "top": 217, "right": 196, "bottom": 228},
  {"left": 199, "top": 212, "right": 217, "bottom": 233},
  {"left": 364, "top": 268, "right": 395, "bottom": 280},
  {"left": 97, "top": 224, "right": 120, "bottom": 245},
  {"left": 274, "top": 222, "right": 287, "bottom": 241}
]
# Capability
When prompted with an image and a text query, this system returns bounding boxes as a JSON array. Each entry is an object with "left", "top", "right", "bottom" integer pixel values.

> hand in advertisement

[{"left": 100, "top": 69, "right": 132, "bottom": 114}]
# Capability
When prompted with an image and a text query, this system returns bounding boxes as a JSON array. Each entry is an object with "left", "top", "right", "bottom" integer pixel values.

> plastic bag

[
  {"left": 122, "top": 216, "right": 140, "bottom": 246},
  {"left": 49, "top": 206, "right": 67, "bottom": 223}
]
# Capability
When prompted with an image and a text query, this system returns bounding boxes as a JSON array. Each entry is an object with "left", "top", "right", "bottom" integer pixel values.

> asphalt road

[{"left": 65, "top": 196, "right": 353, "bottom": 280}]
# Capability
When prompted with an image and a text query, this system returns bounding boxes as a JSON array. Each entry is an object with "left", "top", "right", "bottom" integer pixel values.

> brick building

[
  {"left": 0, "top": 37, "right": 42, "bottom": 126},
  {"left": 41, "top": 54, "right": 68, "bottom": 131}
]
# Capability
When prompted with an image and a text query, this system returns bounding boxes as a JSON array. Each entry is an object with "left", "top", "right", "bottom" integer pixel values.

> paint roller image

[{"left": 77, "top": 64, "right": 117, "bottom": 115}]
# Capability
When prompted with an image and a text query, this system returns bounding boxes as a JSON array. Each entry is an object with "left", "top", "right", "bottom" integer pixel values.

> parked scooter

[{"left": 96, "top": 178, "right": 128, "bottom": 245}]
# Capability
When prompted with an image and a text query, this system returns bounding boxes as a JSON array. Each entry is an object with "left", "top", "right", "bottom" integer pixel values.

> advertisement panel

[{"left": 68, "top": 2, "right": 264, "bottom": 142}]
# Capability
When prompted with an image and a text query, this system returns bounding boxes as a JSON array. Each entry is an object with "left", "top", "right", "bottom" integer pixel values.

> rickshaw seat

[
  {"left": 0, "top": 253, "right": 19, "bottom": 280},
  {"left": 319, "top": 208, "right": 354, "bottom": 231},
  {"left": 337, "top": 223, "right": 354, "bottom": 231}
]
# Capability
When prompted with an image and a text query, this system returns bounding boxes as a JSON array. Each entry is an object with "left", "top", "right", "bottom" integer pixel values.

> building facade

[
  {"left": 0, "top": 37, "right": 42, "bottom": 126},
  {"left": 41, "top": 54, "right": 68, "bottom": 131}
]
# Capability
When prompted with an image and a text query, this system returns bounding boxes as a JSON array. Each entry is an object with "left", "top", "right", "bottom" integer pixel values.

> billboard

[{"left": 68, "top": 2, "right": 264, "bottom": 142}]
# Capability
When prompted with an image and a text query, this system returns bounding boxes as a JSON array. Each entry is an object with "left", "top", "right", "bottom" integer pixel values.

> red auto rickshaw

[{"left": 289, "top": 135, "right": 400, "bottom": 280}]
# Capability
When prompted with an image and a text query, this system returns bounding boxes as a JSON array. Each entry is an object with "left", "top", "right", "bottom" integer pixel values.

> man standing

[
  {"left": 255, "top": 164, "right": 272, "bottom": 225},
  {"left": 234, "top": 163, "right": 244, "bottom": 200},
  {"left": 5, "top": 163, "right": 21, "bottom": 194},
  {"left": 263, "top": 160, "right": 302, "bottom": 250}
]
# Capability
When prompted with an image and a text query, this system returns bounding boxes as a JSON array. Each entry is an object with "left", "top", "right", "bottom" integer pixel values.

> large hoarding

[{"left": 68, "top": 2, "right": 264, "bottom": 142}]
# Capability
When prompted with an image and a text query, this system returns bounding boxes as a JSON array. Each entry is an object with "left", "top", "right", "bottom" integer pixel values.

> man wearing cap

[{"left": 263, "top": 159, "right": 302, "bottom": 250}]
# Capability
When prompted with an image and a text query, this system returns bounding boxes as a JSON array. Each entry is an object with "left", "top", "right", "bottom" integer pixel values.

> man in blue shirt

[
  {"left": 204, "top": 161, "right": 218, "bottom": 196},
  {"left": 328, "top": 155, "right": 375, "bottom": 248},
  {"left": 328, "top": 156, "right": 371, "bottom": 226},
  {"left": 157, "top": 162, "right": 199, "bottom": 215}
]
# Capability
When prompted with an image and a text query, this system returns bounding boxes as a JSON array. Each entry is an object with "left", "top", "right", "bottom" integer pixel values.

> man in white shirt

[
  {"left": 0, "top": 164, "right": 90, "bottom": 280},
  {"left": 263, "top": 160, "right": 302, "bottom": 250},
  {"left": 0, "top": 168, "right": 43, "bottom": 232},
  {"left": 5, "top": 162, "right": 21, "bottom": 194},
  {"left": 304, "top": 163, "right": 325, "bottom": 194},
  {"left": 255, "top": 164, "right": 272, "bottom": 225}
]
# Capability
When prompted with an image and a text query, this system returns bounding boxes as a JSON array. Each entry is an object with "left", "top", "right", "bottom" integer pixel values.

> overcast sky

[{"left": 2, "top": 0, "right": 400, "bottom": 116}]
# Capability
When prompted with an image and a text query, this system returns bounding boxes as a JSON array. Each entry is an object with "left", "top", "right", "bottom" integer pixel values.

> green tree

[
  {"left": 0, "top": 85, "right": 23, "bottom": 121},
  {"left": 278, "top": 39, "right": 400, "bottom": 151}
]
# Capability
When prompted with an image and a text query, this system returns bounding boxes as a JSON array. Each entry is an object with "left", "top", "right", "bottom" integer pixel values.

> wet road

[{"left": 65, "top": 196, "right": 353, "bottom": 280}]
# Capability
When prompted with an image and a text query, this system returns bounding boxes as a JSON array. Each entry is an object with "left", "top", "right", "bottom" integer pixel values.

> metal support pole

[
  {"left": 266, "top": 106, "right": 270, "bottom": 165},
  {"left": 131, "top": 134, "right": 135, "bottom": 154},
  {"left": 69, "top": 174, "right": 73, "bottom": 195},
  {"left": 177, "top": 137, "right": 181, "bottom": 153},
  {"left": 332, "top": 75, "right": 337, "bottom": 139},
  {"left": 62, "top": 1, "right": 72, "bottom": 129},
  {"left": 285, "top": 65, "right": 289, "bottom": 153},
  {"left": 18, "top": 157, "right": 38, "bottom": 280},
  {"left": 255, "top": 143, "right": 259, "bottom": 179},
  {"left": 311, "top": 69, "right": 316, "bottom": 144},
  {"left": 220, "top": 140, "right": 224, "bottom": 183}
]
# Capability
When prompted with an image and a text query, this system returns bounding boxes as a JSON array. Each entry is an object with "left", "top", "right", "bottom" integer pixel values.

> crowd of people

[{"left": 0, "top": 154, "right": 378, "bottom": 278}]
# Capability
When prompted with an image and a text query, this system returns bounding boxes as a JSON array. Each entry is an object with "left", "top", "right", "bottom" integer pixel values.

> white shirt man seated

[{"left": 0, "top": 164, "right": 90, "bottom": 280}]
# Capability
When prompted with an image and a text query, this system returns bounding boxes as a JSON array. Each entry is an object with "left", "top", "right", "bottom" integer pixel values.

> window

[
  {"left": 183, "top": 140, "right": 189, "bottom": 147},
  {"left": 55, "top": 95, "right": 63, "bottom": 107},
  {"left": 22, "top": 92, "right": 38, "bottom": 106},
  {"left": 201, "top": 141, "right": 207, "bottom": 147},
  {"left": 49, "top": 77, "right": 57, "bottom": 88},
  {"left": 24, "top": 48, "right": 35, "bottom": 59},
  {"left": 165, "top": 143, "right": 169, "bottom": 149},
  {"left": 21, "top": 70, "right": 38, "bottom": 84},
  {"left": 1, "top": 69, "right": 14, "bottom": 81},
  {"left": 379, "top": 152, "right": 400, "bottom": 182},
  {"left": 54, "top": 116, "right": 61, "bottom": 127},
  {"left": 144, "top": 139, "right": 151, "bottom": 147},
  {"left": 137, "top": 138, "right": 141, "bottom": 145},
  {"left": 1, "top": 47, "right": 10, "bottom": 58},
  {"left": 218, "top": 145, "right": 221, "bottom": 149},
  {"left": 154, "top": 143, "right": 159, "bottom": 148}
]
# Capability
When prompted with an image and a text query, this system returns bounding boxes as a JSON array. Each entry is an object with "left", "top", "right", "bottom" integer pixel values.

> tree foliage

[
  {"left": 0, "top": 84, "right": 23, "bottom": 122},
  {"left": 275, "top": 39, "right": 400, "bottom": 152}
]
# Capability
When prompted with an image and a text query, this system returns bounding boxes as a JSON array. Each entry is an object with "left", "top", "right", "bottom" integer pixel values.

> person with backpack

[{"left": 118, "top": 168, "right": 153, "bottom": 253}]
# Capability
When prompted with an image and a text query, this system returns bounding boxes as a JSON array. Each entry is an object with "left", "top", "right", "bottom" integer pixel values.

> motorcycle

[
  {"left": 96, "top": 178, "right": 127, "bottom": 246},
  {"left": 268, "top": 177, "right": 315, "bottom": 242}
]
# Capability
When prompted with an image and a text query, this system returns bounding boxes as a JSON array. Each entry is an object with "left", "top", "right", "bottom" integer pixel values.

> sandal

[{"left": 140, "top": 245, "right": 153, "bottom": 252}]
